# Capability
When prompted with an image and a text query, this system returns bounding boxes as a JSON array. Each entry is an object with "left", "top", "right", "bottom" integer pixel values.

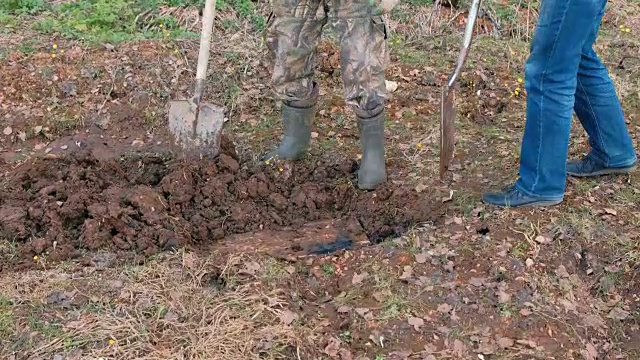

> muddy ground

[
  {"left": 0, "top": 134, "right": 446, "bottom": 272},
  {"left": 1, "top": 0, "right": 640, "bottom": 359}
]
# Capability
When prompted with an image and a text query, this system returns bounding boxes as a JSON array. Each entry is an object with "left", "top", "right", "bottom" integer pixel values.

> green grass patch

[
  {"left": 0, "top": 297, "right": 14, "bottom": 338},
  {"left": 0, "top": 0, "right": 268, "bottom": 44}
]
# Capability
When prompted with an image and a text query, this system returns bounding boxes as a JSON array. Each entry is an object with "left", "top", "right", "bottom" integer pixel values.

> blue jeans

[{"left": 514, "top": 0, "right": 637, "bottom": 199}]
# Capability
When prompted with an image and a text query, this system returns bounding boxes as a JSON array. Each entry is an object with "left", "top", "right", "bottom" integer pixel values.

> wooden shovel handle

[{"left": 194, "top": 0, "right": 217, "bottom": 102}]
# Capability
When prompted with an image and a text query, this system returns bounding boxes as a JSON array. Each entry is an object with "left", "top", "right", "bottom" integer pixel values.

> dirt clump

[{"left": 0, "top": 142, "right": 444, "bottom": 272}]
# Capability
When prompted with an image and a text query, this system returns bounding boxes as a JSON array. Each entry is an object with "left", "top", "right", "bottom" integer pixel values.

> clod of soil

[{"left": 0, "top": 140, "right": 445, "bottom": 272}]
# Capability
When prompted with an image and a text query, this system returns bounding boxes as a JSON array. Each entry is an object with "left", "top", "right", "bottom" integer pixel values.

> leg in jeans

[
  {"left": 568, "top": 9, "right": 637, "bottom": 176},
  {"left": 482, "top": 0, "right": 605, "bottom": 207},
  {"left": 264, "top": 0, "right": 327, "bottom": 160}
]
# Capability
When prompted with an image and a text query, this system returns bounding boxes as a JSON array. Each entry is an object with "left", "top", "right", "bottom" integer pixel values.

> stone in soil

[{"left": 0, "top": 140, "right": 445, "bottom": 272}]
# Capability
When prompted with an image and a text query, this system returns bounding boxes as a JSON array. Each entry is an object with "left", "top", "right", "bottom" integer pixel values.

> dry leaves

[
  {"left": 437, "top": 303, "right": 453, "bottom": 314},
  {"left": 352, "top": 272, "right": 369, "bottom": 285},
  {"left": 415, "top": 253, "right": 427, "bottom": 264},
  {"left": 399, "top": 265, "right": 413, "bottom": 280},
  {"left": 279, "top": 309, "right": 299, "bottom": 325},
  {"left": 497, "top": 337, "right": 514, "bottom": 349},
  {"left": 535, "top": 235, "right": 552, "bottom": 244},
  {"left": 582, "top": 343, "right": 598, "bottom": 360},
  {"left": 607, "top": 307, "right": 629, "bottom": 321},
  {"left": 468, "top": 277, "right": 486, "bottom": 287},
  {"left": 407, "top": 316, "right": 424, "bottom": 331}
]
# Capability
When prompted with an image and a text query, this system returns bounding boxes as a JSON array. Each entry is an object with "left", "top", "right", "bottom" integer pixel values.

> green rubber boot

[
  {"left": 265, "top": 85, "right": 318, "bottom": 162},
  {"left": 357, "top": 111, "right": 387, "bottom": 190},
  {"left": 272, "top": 102, "right": 315, "bottom": 160}
]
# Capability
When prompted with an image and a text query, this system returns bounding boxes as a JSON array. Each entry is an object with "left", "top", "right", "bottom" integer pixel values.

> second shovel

[{"left": 440, "top": 0, "right": 482, "bottom": 179}]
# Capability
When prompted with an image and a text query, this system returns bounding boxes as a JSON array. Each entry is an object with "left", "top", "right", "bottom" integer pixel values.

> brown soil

[{"left": 0, "top": 135, "right": 446, "bottom": 273}]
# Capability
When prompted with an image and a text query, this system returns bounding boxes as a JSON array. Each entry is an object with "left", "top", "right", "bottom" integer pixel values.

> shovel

[
  {"left": 168, "top": 0, "right": 225, "bottom": 158},
  {"left": 439, "top": 0, "right": 482, "bottom": 179}
]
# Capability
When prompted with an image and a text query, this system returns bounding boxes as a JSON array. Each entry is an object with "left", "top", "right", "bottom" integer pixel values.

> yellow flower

[
  {"left": 51, "top": 53, "right": 56, "bottom": 58},
  {"left": 279, "top": 167, "right": 284, "bottom": 172},
  {"left": 174, "top": 49, "right": 179, "bottom": 54},
  {"left": 159, "top": 24, "right": 163, "bottom": 28},
  {"left": 357, "top": 154, "right": 363, "bottom": 160},
  {"left": 52, "top": 44, "right": 57, "bottom": 50},
  {"left": 109, "top": 339, "right": 115, "bottom": 345},
  {"left": 265, "top": 160, "right": 270, "bottom": 165},
  {"left": 417, "top": 143, "right": 423, "bottom": 148},
  {"left": 517, "top": 77, "right": 523, "bottom": 83},
  {"left": 625, "top": 28, "right": 630, "bottom": 33},
  {"left": 33, "top": 255, "right": 38, "bottom": 260}
]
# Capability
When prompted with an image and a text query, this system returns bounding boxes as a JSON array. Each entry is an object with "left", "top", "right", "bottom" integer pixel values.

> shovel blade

[
  {"left": 168, "top": 100, "right": 225, "bottom": 158},
  {"left": 439, "top": 87, "right": 455, "bottom": 179}
]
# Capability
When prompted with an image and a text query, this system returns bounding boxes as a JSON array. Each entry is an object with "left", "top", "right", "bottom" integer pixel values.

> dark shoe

[
  {"left": 357, "top": 111, "right": 387, "bottom": 190},
  {"left": 482, "top": 185, "right": 563, "bottom": 208},
  {"left": 567, "top": 156, "right": 637, "bottom": 177}
]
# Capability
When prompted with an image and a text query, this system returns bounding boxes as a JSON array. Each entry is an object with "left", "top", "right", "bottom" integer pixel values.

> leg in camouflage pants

[{"left": 264, "top": 0, "right": 395, "bottom": 190}]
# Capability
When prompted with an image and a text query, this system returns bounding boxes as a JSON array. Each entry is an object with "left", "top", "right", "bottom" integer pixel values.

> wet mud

[{"left": 0, "top": 139, "right": 445, "bottom": 272}]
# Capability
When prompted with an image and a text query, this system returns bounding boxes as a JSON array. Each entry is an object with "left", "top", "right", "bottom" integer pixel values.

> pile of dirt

[{"left": 0, "top": 140, "right": 445, "bottom": 272}]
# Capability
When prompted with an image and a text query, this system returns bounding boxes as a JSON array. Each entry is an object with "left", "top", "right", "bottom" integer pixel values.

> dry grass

[{"left": 0, "top": 252, "right": 306, "bottom": 359}]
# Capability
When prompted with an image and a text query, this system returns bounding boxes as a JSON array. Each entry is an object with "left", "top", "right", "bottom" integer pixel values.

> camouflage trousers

[{"left": 264, "top": 0, "right": 397, "bottom": 118}]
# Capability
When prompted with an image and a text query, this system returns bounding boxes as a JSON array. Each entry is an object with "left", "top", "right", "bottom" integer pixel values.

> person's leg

[
  {"left": 569, "top": 7, "right": 637, "bottom": 176},
  {"left": 483, "top": 0, "right": 605, "bottom": 208},
  {"left": 264, "top": 0, "right": 327, "bottom": 160},
  {"left": 332, "top": 14, "right": 390, "bottom": 189}
]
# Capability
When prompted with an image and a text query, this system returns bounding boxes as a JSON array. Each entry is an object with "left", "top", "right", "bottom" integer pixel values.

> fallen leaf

[
  {"left": 452, "top": 339, "right": 465, "bottom": 357},
  {"left": 604, "top": 208, "right": 617, "bottom": 216},
  {"left": 408, "top": 316, "right": 424, "bottom": 331},
  {"left": 323, "top": 337, "right": 341, "bottom": 357},
  {"left": 555, "top": 265, "right": 570, "bottom": 278},
  {"left": 560, "top": 299, "right": 577, "bottom": 313},
  {"left": 3, "top": 126, "right": 12, "bottom": 135},
  {"left": 399, "top": 265, "right": 413, "bottom": 280},
  {"left": 388, "top": 351, "right": 411, "bottom": 359},
  {"left": 279, "top": 310, "right": 298, "bottom": 325},
  {"left": 337, "top": 305, "right": 352, "bottom": 313},
  {"left": 415, "top": 183, "right": 427, "bottom": 193},
  {"left": 352, "top": 272, "right": 369, "bottom": 285},
  {"left": 497, "top": 290, "right": 511, "bottom": 304},
  {"left": 385, "top": 80, "right": 399, "bottom": 92},
  {"left": 497, "top": 337, "right": 514, "bottom": 349},
  {"left": 34, "top": 125, "right": 43, "bottom": 134},
  {"left": 372, "top": 291, "right": 386, "bottom": 302},
  {"left": 355, "top": 308, "right": 373, "bottom": 320},
  {"left": 535, "top": 235, "right": 551, "bottom": 244},
  {"left": 525, "top": 258, "right": 534, "bottom": 267},
  {"left": 437, "top": 303, "right": 453, "bottom": 314},
  {"left": 241, "top": 261, "right": 261, "bottom": 275},
  {"left": 581, "top": 343, "right": 598, "bottom": 360},
  {"left": 18, "top": 131, "right": 26, "bottom": 141},
  {"left": 339, "top": 348, "right": 353, "bottom": 360},
  {"left": 311, "top": 132, "right": 319, "bottom": 138},
  {"left": 519, "top": 308, "right": 532, "bottom": 316},
  {"left": 607, "top": 307, "right": 629, "bottom": 321},
  {"left": 415, "top": 253, "right": 427, "bottom": 264},
  {"left": 468, "top": 277, "right": 485, "bottom": 287}
]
